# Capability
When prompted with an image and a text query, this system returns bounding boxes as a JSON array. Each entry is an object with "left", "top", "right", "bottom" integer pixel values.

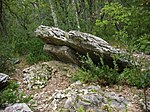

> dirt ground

[{"left": 10, "top": 60, "right": 150, "bottom": 112}]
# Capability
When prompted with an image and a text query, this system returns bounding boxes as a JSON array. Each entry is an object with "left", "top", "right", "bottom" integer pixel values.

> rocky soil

[{"left": 1, "top": 60, "right": 150, "bottom": 112}]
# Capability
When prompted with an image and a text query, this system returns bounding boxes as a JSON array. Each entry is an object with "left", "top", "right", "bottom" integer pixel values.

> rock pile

[
  {"left": 30, "top": 81, "right": 132, "bottom": 112},
  {"left": 22, "top": 61, "right": 78, "bottom": 90},
  {"left": 48, "top": 81, "right": 130, "bottom": 112},
  {"left": 23, "top": 62, "right": 52, "bottom": 90}
]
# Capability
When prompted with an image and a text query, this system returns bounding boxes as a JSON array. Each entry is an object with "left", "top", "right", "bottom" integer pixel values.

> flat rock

[
  {"left": 4, "top": 103, "right": 32, "bottom": 112},
  {"left": 0, "top": 73, "right": 9, "bottom": 89}
]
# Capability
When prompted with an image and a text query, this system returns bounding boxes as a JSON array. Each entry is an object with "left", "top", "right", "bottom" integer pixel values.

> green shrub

[
  {"left": 71, "top": 54, "right": 150, "bottom": 88},
  {"left": 0, "top": 81, "right": 32, "bottom": 107},
  {"left": 94, "top": 2, "right": 150, "bottom": 54},
  {"left": 77, "top": 105, "right": 85, "bottom": 112},
  {"left": 71, "top": 69, "right": 91, "bottom": 83},
  {"left": 0, "top": 37, "right": 15, "bottom": 74},
  {"left": 0, "top": 55, "right": 14, "bottom": 74},
  {"left": 71, "top": 56, "right": 120, "bottom": 85},
  {"left": 133, "top": 34, "right": 150, "bottom": 54},
  {"left": 122, "top": 67, "right": 150, "bottom": 88},
  {"left": 14, "top": 37, "right": 50, "bottom": 64},
  {"left": 25, "top": 52, "right": 49, "bottom": 65}
]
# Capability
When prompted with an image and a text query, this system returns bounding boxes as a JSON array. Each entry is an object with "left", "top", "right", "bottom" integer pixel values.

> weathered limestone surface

[
  {"left": 23, "top": 63, "right": 52, "bottom": 89},
  {"left": 35, "top": 25, "right": 129, "bottom": 70},
  {"left": 39, "top": 81, "right": 131, "bottom": 112},
  {"left": 4, "top": 103, "right": 32, "bottom": 112},
  {"left": 44, "top": 44, "right": 80, "bottom": 65},
  {"left": 0, "top": 73, "right": 9, "bottom": 89}
]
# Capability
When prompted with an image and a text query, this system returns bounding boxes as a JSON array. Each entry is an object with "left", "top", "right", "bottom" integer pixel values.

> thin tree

[
  {"left": 0, "top": 0, "right": 3, "bottom": 35},
  {"left": 72, "top": 0, "right": 80, "bottom": 30},
  {"left": 49, "top": 0, "right": 58, "bottom": 27},
  {"left": 80, "top": 0, "right": 88, "bottom": 31}
]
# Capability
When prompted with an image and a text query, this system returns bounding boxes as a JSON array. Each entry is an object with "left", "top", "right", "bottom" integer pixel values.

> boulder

[
  {"left": 4, "top": 103, "right": 32, "bottom": 112},
  {"left": 35, "top": 25, "right": 130, "bottom": 70},
  {"left": 0, "top": 73, "right": 9, "bottom": 90},
  {"left": 44, "top": 44, "right": 80, "bottom": 65}
]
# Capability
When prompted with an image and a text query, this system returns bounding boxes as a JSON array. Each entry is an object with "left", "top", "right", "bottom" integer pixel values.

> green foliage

[
  {"left": 95, "top": 2, "right": 130, "bottom": 41},
  {"left": 77, "top": 105, "right": 85, "bottom": 112},
  {"left": 122, "top": 67, "right": 150, "bottom": 88},
  {"left": 133, "top": 34, "right": 150, "bottom": 54},
  {"left": 71, "top": 56, "right": 120, "bottom": 85},
  {"left": 0, "top": 81, "right": 32, "bottom": 107},
  {"left": 0, "top": 55, "right": 14, "bottom": 74},
  {"left": 14, "top": 37, "right": 50, "bottom": 64},
  {"left": 71, "top": 69, "right": 91, "bottom": 83},
  {"left": 94, "top": 1, "right": 150, "bottom": 54},
  {"left": 71, "top": 55, "right": 150, "bottom": 88},
  {"left": 1, "top": 0, "right": 51, "bottom": 67}
]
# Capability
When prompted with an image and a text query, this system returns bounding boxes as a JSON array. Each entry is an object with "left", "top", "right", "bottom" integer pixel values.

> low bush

[
  {"left": 71, "top": 55, "right": 150, "bottom": 88},
  {"left": 133, "top": 34, "right": 150, "bottom": 54},
  {"left": 71, "top": 56, "right": 120, "bottom": 85},
  {"left": 0, "top": 81, "right": 32, "bottom": 107},
  {"left": 77, "top": 105, "right": 85, "bottom": 112},
  {"left": 0, "top": 55, "right": 14, "bottom": 74},
  {"left": 15, "top": 37, "right": 50, "bottom": 64},
  {"left": 122, "top": 67, "right": 150, "bottom": 88}
]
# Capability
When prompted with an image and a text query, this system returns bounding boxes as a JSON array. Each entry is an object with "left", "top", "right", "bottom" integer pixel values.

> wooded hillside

[{"left": 0, "top": 1, "right": 150, "bottom": 111}]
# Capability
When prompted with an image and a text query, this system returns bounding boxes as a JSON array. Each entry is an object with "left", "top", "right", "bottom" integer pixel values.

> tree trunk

[
  {"left": 49, "top": 0, "right": 58, "bottom": 27},
  {"left": 80, "top": 0, "right": 88, "bottom": 31},
  {"left": 72, "top": 0, "right": 80, "bottom": 30},
  {"left": 0, "top": 0, "right": 3, "bottom": 35}
]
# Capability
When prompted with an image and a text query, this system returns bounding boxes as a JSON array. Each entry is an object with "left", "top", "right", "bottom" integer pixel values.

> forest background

[
  {"left": 0, "top": 0, "right": 149, "bottom": 72},
  {"left": 0, "top": 1, "right": 150, "bottom": 110}
]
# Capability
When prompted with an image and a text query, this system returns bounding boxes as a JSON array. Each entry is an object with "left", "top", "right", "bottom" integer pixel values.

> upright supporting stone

[{"left": 44, "top": 44, "right": 80, "bottom": 65}]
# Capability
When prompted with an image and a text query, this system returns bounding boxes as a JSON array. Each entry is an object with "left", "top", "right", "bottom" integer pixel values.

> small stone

[
  {"left": 64, "top": 95, "right": 77, "bottom": 108},
  {"left": 81, "top": 94, "right": 103, "bottom": 106},
  {"left": 77, "top": 100, "right": 91, "bottom": 107},
  {"left": 70, "top": 80, "right": 82, "bottom": 86},
  {"left": 4, "top": 103, "right": 32, "bottom": 112},
  {"left": 53, "top": 92, "right": 65, "bottom": 99},
  {"left": 0, "top": 73, "right": 9, "bottom": 89},
  {"left": 47, "top": 82, "right": 132, "bottom": 112},
  {"left": 141, "top": 101, "right": 150, "bottom": 111},
  {"left": 22, "top": 63, "right": 52, "bottom": 90},
  {"left": 88, "top": 85, "right": 101, "bottom": 91}
]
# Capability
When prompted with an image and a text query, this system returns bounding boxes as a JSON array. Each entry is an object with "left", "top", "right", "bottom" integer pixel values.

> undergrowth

[
  {"left": 71, "top": 55, "right": 150, "bottom": 88},
  {"left": 72, "top": 55, "right": 120, "bottom": 85},
  {"left": 133, "top": 34, "right": 150, "bottom": 55},
  {"left": 0, "top": 35, "right": 50, "bottom": 74},
  {"left": 71, "top": 54, "right": 150, "bottom": 111},
  {"left": 0, "top": 81, "right": 32, "bottom": 107}
]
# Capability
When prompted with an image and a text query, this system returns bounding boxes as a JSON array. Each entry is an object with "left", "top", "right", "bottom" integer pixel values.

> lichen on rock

[
  {"left": 23, "top": 62, "right": 52, "bottom": 90},
  {"left": 48, "top": 81, "right": 131, "bottom": 112}
]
